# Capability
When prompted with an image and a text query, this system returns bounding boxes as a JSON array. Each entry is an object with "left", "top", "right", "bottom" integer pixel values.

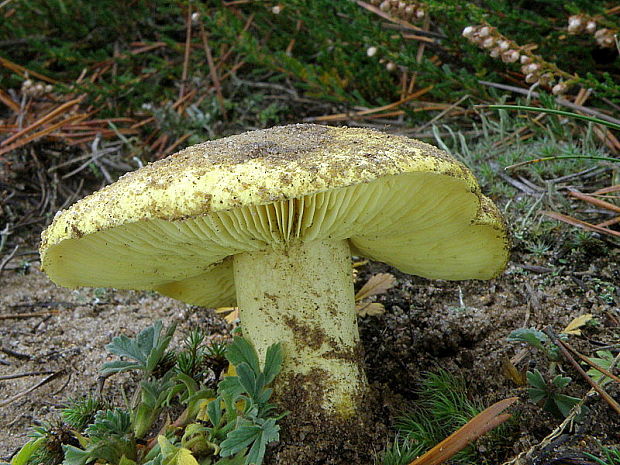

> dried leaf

[
  {"left": 355, "top": 273, "right": 396, "bottom": 301},
  {"left": 408, "top": 397, "right": 518, "bottom": 465},
  {"left": 500, "top": 356, "right": 527, "bottom": 386},
  {"left": 356, "top": 302, "right": 386, "bottom": 317},
  {"left": 562, "top": 314, "right": 594, "bottom": 336},
  {"left": 216, "top": 306, "right": 240, "bottom": 325}
]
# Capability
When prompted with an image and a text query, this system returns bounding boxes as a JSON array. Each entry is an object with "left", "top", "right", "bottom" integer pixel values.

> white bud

[
  {"left": 397, "top": 1, "right": 406, "bottom": 11},
  {"left": 404, "top": 5, "right": 415, "bottom": 17},
  {"left": 585, "top": 21, "right": 597, "bottom": 34},
  {"left": 552, "top": 82, "right": 567, "bottom": 95},
  {"left": 523, "top": 63, "right": 539, "bottom": 74},
  {"left": 415, "top": 8, "right": 425, "bottom": 18},
  {"left": 520, "top": 55, "right": 532, "bottom": 64},
  {"left": 386, "top": 61, "right": 397, "bottom": 72},
  {"left": 489, "top": 47, "right": 501, "bottom": 58},
  {"left": 22, "top": 79, "right": 33, "bottom": 88},
  {"left": 45, "top": 84, "right": 53, "bottom": 93},
  {"left": 497, "top": 40, "right": 510, "bottom": 51},
  {"left": 478, "top": 26, "right": 491, "bottom": 38},
  {"left": 502, "top": 50, "right": 520, "bottom": 63},
  {"left": 594, "top": 28, "right": 608, "bottom": 39},
  {"left": 482, "top": 37, "right": 496, "bottom": 48},
  {"left": 191, "top": 12, "right": 200, "bottom": 23},
  {"left": 601, "top": 36, "right": 615, "bottom": 47},
  {"left": 462, "top": 26, "right": 476, "bottom": 38},
  {"left": 567, "top": 16, "right": 583, "bottom": 33},
  {"left": 366, "top": 46, "right": 378, "bottom": 57},
  {"left": 380, "top": 0, "right": 391, "bottom": 12},
  {"left": 271, "top": 4, "right": 282, "bottom": 14},
  {"left": 34, "top": 83, "right": 44, "bottom": 94}
]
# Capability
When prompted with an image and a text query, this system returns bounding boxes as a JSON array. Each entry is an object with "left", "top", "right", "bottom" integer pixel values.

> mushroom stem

[{"left": 233, "top": 238, "right": 366, "bottom": 418}]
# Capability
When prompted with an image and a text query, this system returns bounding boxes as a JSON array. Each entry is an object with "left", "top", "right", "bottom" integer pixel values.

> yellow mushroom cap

[{"left": 40, "top": 124, "right": 509, "bottom": 307}]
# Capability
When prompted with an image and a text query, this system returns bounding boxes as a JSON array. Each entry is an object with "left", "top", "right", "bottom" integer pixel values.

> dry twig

[
  {"left": 0, "top": 370, "right": 67, "bottom": 408},
  {"left": 544, "top": 327, "right": 620, "bottom": 416}
]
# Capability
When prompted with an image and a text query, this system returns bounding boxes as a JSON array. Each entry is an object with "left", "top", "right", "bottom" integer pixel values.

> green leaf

[
  {"left": 226, "top": 337, "right": 260, "bottom": 374},
  {"left": 554, "top": 394, "right": 581, "bottom": 417},
  {"left": 218, "top": 376, "right": 244, "bottom": 401},
  {"left": 119, "top": 456, "right": 138, "bottom": 465},
  {"left": 237, "top": 363, "right": 258, "bottom": 399},
  {"left": 263, "top": 343, "right": 283, "bottom": 385},
  {"left": 214, "top": 452, "right": 246, "bottom": 465},
  {"left": 220, "top": 425, "right": 262, "bottom": 457},
  {"left": 508, "top": 329, "right": 548, "bottom": 352},
  {"left": 526, "top": 370, "right": 547, "bottom": 390},
  {"left": 9, "top": 438, "right": 46, "bottom": 465},
  {"left": 244, "top": 419, "right": 279, "bottom": 465},
  {"left": 62, "top": 445, "right": 93, "bottom": 465},
  {"left": 100, "top": 360, "right": 143, "bottom": 376},
  {"left": 527, "top": 387, "right": 547, "bottom": 404},
  {"left": 552, "top": 374, "right": 572, "bottom": 389},
  {"left": 85, "top": 409, "right": 131, "bottom": 438},
  {"left": 102, "top": 321, "right": 176, "bottom": 376},
  {"left": 147, "top": 322, "right": 177, "bottom": 374},
  {"left": 586, "top": 350, "right": 615, "bottom": 386},
  {"left": 207, "top": 398, "right": 223, "bottom": 427}
]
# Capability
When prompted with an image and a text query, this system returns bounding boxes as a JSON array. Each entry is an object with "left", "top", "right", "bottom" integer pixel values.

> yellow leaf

[
  {"left": 215, "top": 306, "right": 240, "bottom": 325},
  {"left": 195, "top": 397, "right": 217, "bottom": 422},
  {"left": 356, "top": 302, "right": 386, "bottom": 317},
  {"left": 500, "top": 356, "right": 527, "bottom": 386},
  {"left": 562, "top": 313, "right": 594, "bottom": 335},
  {"left": 177, "top": 448, "right": 200, "bottom": 465},
  {"left": 355, "top": 273, "right": 396, "bottom": 301},
  {"left": 225, "top": 363, "right": 237, "bottom": 377}
]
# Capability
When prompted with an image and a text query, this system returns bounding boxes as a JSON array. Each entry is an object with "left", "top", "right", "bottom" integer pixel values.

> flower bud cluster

[
  {"left": 21, "top": 79, "right": 53, "bottom": 98},
  {"left": 369, "top": 0, "right": 426, "bottom": 22},
  {"left": 462, "top": 25, "right": 572, "bottom": 95},
  {"left": 567, "top": 14, "right": 616, "bottom": 48}
]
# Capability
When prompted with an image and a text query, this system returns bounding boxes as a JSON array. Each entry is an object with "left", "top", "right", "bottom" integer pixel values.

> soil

[{"left": 1, "top": 234, "right": 619, "bottom": 464}]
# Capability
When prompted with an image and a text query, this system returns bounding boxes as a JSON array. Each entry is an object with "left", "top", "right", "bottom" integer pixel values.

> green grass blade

[{"left": 482, "top": 105, "right": 620, "bottom": 131}]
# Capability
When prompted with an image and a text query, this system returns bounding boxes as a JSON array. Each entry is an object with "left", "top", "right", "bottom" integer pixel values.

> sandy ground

[{"left": 0, "top": 265, "right": 228, "bottom": 457}]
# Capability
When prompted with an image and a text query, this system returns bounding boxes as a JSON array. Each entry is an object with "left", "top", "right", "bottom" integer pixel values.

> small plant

[
  {"left": 585, "top": 446, "right": 620, "bottom": 465},
  {"left": 100, "top": 320, "right": 176, "bottom": 378},
  {"left": 377, "top": 435, "right": 423, "bottom": 465},
  {"left": 526, "top": 369, "right": 581, "bottom": 418},
  {"left": 6, "top": 323, "right": 285, "bottom": 465},
  {"left": 507, "top": 328, "right": 561, "bottom": 362},
  {"left": 381, "top": 370, "right": 493, "bottom": 464},
  {"left": 62, "top": 397, "right": 103, "bottom": 431},
  {"left": 585, "top": 350, "right": 616, "bottom": 386}
]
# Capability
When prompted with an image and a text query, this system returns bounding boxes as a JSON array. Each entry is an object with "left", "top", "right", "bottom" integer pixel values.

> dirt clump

[{"left": 267, "top": 370, "right": 388, "bottom": 465}]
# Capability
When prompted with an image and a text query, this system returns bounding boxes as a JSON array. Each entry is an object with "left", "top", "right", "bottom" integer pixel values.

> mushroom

[{"left": 40, "top": 124, "right": 509, "bottom": 431}]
